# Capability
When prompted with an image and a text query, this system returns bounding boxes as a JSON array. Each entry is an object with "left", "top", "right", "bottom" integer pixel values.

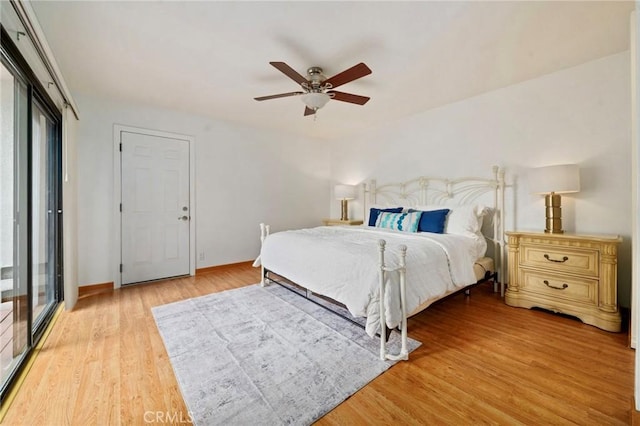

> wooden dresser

[{"left": 505, "top": 231, "right": 622, "bottom": 332}]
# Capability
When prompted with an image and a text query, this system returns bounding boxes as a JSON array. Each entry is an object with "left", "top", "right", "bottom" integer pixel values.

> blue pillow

[
  {"left": 368, "top": 207, "right": 403, "bottom": 226},
  {"left": 408, "top": 208, "right": 450, "bottom": 233}
]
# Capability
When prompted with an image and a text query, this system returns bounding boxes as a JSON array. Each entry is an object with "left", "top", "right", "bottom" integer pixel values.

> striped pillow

[{"left": 375, "top": 211, "right": 422, "bottom": 233}]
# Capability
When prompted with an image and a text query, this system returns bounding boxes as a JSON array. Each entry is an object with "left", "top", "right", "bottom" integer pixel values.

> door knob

[{"left": 178, "top": 216, "right": 189, "bottom": 221}]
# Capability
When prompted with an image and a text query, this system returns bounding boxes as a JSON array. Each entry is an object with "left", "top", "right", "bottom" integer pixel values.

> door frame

[{"left": 112, "top": 124, "right": 195, "bottom": 289}]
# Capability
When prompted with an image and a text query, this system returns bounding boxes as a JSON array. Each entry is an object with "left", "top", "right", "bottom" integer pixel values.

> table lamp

[
  {"left": 529, "top": 164, "right": 580, "bottom": 234},
  {"left": 334, "top": 184, "right": 356, "bottom": 221}
]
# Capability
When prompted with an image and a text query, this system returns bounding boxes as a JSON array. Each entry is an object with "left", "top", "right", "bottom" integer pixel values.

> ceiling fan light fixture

[{"left": 300, "top": 92, "right": 331, "bottom": 110}]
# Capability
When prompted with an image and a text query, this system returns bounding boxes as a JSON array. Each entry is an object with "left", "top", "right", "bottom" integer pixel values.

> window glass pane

[
  {"left": 31, "top": 102, "right": 57, "bottom": 328},
  {"left": 0, "top": 60, "right": 29, "bottom": 391}
]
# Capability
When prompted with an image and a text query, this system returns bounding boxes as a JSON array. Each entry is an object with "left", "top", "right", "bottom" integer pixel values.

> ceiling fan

[{"left": 254, "top": 62, "right": 372, "bottom": 116}]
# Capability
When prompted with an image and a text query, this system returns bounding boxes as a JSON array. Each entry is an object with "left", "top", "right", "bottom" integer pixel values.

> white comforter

[{"left": 259, "top": 226, "right": 478, "bottom": 337}]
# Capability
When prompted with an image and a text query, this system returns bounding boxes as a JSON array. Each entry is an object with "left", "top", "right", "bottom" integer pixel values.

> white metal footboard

[
  {"left": 377, "top": 239, "right": 408, "bottom": 361},
  {"left": 255, "top": 223, "right": 410, "bottom": 361}
]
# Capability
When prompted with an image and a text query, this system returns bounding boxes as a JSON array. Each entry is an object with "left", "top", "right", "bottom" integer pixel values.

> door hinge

[
  {"left": 119, "top": 203, "right": 122, "bottom": 212},
  {"left": 119, "top": 264, "right": 123, "bottom": 273},
  {"left": 119, "top": 143, "right": 122, "bottom": 152}
]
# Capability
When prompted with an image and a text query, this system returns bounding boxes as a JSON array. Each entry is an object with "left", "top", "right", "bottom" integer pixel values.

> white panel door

[{"left": 121, "top": 131, "right": 190, "bottom": 284}]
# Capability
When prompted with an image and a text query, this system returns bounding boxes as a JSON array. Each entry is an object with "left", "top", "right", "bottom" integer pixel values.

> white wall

[
  {"left": 330, "top": 52, "right": 632, "bottom": 307},
  {"left": 632, "top": 8, "right": 638, "bottom": 349},
  {"left": 63, "top": 110, "right": 79, "bottom": 309},
  {"left": 74, "top": 94, "right": 330, "bottom": 286}
]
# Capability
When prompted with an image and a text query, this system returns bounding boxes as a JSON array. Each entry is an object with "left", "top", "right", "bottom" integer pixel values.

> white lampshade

[
  {"left": 334, "top": 184, "right": 356, "bottom": 200},
  {"left": 529, "top": 164, "right": 580, "bottom": 194},
  {"left": 300, "top": 92, "right": 331, "bottom": 110}
]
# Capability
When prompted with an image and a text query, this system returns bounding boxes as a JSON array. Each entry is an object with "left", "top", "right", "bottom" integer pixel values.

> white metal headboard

[{"left": 364, "top": 166, "right": 507, "bottom": 295}]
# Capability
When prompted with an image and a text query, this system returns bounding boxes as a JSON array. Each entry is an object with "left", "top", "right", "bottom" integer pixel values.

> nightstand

[
  {"left": 322, "top": 219, "right": 364, "bottom": 226},
  {"left": 505, "top": 231, "right": 622, "bottom": 332}
]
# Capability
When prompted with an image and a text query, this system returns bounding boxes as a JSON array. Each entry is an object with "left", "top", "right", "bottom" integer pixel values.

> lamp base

[
  {"left": 544, "top": 229, "right": 564, "bottom": 234},
  {"left": 544, "top": 193, "right": 564, "bottom": 234},
  {"left": 340, "top": 199, "right": 349, "bottom": 221}
]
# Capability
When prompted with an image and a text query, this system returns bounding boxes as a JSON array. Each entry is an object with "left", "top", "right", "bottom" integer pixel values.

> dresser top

[{"left": 506, "top": 230, "right": 622, "bottom": 243}]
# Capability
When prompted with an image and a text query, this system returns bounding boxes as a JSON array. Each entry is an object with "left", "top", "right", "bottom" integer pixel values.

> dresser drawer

[
  {"left": 520, "top": 269, "right": 597, "bottom": 305},
  {"left": 520, "top": 244, "right": 598, "bottom": 277}
]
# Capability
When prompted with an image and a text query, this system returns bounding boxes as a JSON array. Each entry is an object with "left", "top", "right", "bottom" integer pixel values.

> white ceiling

[{"left": 31, "top": 1, "right": 634, "bottom": 140}]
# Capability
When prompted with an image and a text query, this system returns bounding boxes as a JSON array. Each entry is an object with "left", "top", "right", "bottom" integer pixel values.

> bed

[{"left": 255, "top": 166, "right": 507, "bottom": 360}]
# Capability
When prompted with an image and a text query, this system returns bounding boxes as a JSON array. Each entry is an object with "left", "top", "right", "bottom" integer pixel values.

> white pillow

[{"left": 413, "top": 204, "right": 488, "bottom": 258}]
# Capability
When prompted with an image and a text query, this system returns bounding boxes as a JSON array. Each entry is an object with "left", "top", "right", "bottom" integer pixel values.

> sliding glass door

[{"left": 0, "top": 33, "right": 62, "bottom": 402}]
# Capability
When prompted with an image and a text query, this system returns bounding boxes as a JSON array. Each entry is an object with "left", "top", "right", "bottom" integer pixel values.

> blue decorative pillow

[
  {"left": 408, "top": 208, "right": 450, "bottom": 233},
  {"left": 375, "top": 211, "right": 422, "bottom": 232},
  {"left": 368, "top": 207, "right": 403, "bottom": 226}
]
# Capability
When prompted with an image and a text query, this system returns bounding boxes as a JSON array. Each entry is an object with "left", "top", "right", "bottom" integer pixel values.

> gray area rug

[{"left": 152, "top": 283, "right": 420, "bottom": 425}]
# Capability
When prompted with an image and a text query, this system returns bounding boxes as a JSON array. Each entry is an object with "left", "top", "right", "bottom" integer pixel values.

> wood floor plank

[{"left": 1, "top": 264, "right": 634, "bottom": 425}]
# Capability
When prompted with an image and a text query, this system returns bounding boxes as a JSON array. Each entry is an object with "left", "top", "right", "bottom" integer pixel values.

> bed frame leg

[
  {"left": 397, "top": 244, "right": 408, "bottom": 359},
  {"left": 378, "top": 240, "right": 409, "bottom": 361},
  {"left": 258, "top": 223, "right": 270, "bottom": 287},
  {"left": 378, "top": 240, "right": 387, "bottom": 360}
]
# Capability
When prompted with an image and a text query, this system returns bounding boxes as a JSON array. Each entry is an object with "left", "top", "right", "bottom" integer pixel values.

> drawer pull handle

[
  {"left": 544, "top": 254, "right": 569, "bottom": 263},
  {"left": 543, "top": 280, "right": 568, "bottom": 290}
]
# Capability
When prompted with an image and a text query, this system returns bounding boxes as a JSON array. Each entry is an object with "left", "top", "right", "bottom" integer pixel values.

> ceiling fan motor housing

[{"left": 306, "top": 66, "right": 327, "bottom": 90}]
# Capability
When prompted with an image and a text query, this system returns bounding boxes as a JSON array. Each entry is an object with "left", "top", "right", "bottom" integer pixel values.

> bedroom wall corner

[
  {"left": 631, "top": 7, "right": 638, "bottom": 350},
  {"left": 630, "top": 4, "right": 640, "bottom": 413}
]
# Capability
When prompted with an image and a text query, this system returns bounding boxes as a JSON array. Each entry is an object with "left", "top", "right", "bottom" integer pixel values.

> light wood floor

[{"left": 1, "top": 263, "right": 634, "bottom": 425}]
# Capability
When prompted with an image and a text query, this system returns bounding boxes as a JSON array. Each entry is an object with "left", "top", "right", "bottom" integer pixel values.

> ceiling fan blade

[
  {"left": 270, "top": 62, "right": 308, "bottom": 85},
  {"left": 328, "top": 91, "right": 370, "bottom": 105},
  {"left": 323, "top": 63, "right": 372, "bottom": 89},
  {"left": 254, "top": 91, "right": 303, "bottom": 101},
  {"left": 304, "top": 107, "right": 316, "bottom": 116}
]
